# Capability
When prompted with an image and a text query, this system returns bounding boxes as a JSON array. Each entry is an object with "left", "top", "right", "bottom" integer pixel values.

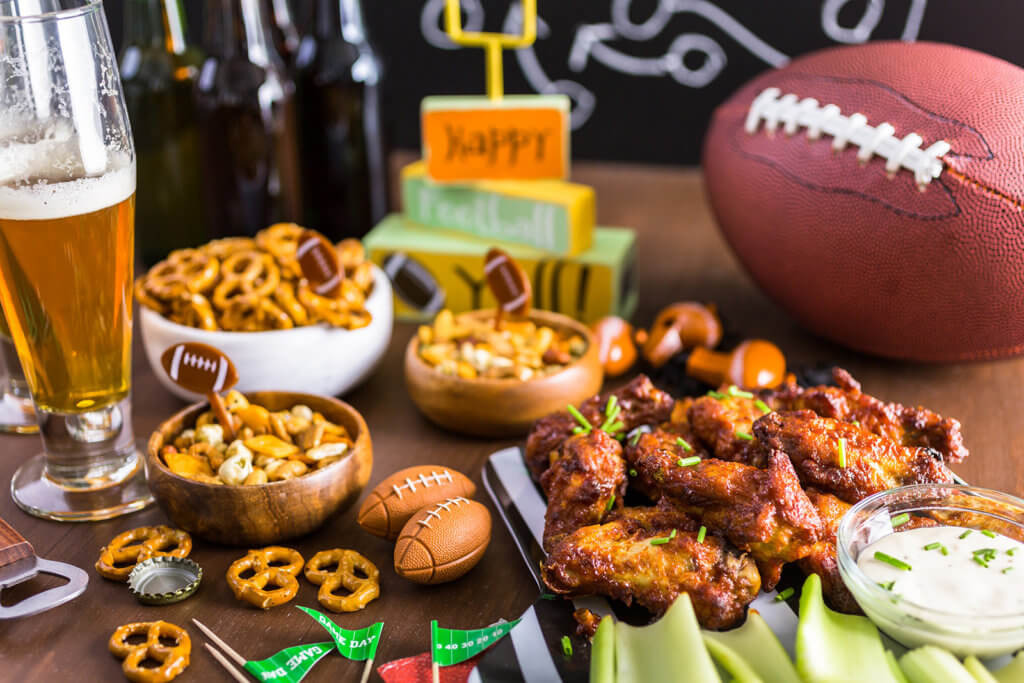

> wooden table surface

[{"left": 2, "top": 161, "right": 1022, "bottom": 681}]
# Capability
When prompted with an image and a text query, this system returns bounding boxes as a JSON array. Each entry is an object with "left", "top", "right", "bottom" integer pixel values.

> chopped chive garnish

[
  {"left": 669, "top": 529, "right": 677, "bottom": 540},
  {"left": 774, "top": 587, "right": 795, "bottom": 602},
  {"left": 677, "top": 456, "right": 701, "bottom": 467},
  {"left": 605, "top": 395, "right": 618, "bottom": 418},
  {"left": 650, "top": 535, "right": 671, "bottom": 546},
  {"left": 981, "top": 529, "right": 997, "bottom": 538},
  {"left": 851, "top": 420, "right": 860, "bottom": 426},
  {"left": 540, "top": 593, "right": 557, "bottom": 600},
  {"left": 604, "top": 420, "right": 625, "bottom": 434},
  {"left": 605, "top": 495, "right": 615, "bottom": 512},
  {"left": 940, "top": 546, "right": 949, "bottom": 556},
  {"left": 838, "top": 438, "right": 847, "bottom": 468},
  {"left": 959, "top": 530, "right": 973, "bottom": 539},
  {"left": 707, "top": 390, "right": 725, "bottom": 399},
  {"left": 1003, "top": 567, "right": 1014, "bottom": 574},
  {"left": 697, "top": 526, "right": 707, "bottom": 543},
  {"left": 1009, "top": 548, "right": 1017, "bottom": 556},
  {"left": 567, "top": 405, "right": 591, "bottom": 432},
  {"left": 923, "top": 542, "right": 941, "bottom": 551},
  {"left": 735, "top": 431, "right": 754, "bottom": 441},
  {"left": 891, "top": 513, "right": 910, "bottom": 527},
  {"left": 973, "top": 548, "right": 998, "bottom": 564},
  {"left": 755, "top": 399, "right": 771, "bottom": 414},
  {"left": 561, "top": 635, "right": 572, "bottom": 657},
  {"left": 629, "top": 431, "right": 642, "bottom": 446},
  {"left": 728, "top": 385, "right": 754, "bottom": 399},
  {"left": 877, "top": 581, "right": 895, "bottom": 591},
  {"left": 973, "top": 557, "right": 989, "bottom": 568},
  {"left": 629, "top": 468, "right": 638, "bottom": 477},
  {"left": 572, "top": 426, "right": 584, "bottom": 434},
  {"left": 599, "top": 402, "right": 622, "bottom": 432},
  {"left": 874, "top": 551, "right": 912, "bottom": 571},
  {"left": 675, "top": 437, "right": 694, "bottom": 452}
]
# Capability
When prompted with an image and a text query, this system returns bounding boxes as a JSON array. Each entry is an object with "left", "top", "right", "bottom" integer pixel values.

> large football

[
  {"left": 703, "top": 42, "right": 1024, "bottom": 362},
  {"left": 393, "top": 497, "right": 491, "bottom": 585},
  {"left": 357, "top": 466, "right": 477, "bottom": 541}
]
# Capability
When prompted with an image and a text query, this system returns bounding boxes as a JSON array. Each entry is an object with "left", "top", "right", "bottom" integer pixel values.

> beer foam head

[{"left": 0, "top": 153, "right": 135, "bottom": 221}]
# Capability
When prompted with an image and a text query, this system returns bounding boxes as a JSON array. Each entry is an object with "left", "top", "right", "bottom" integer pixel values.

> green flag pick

[
  {"left": 298, "top": 606, "right": 384, "bottom": 683},
  {"left": 242, "top": 641, "right": 335, "bottom": 683},
  {"left": 430, "top": 618, "right": 521, "bottom": 672}
]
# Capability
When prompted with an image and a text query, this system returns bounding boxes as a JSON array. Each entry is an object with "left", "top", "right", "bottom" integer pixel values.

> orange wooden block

[{"left": 421, "top": 95, "right": 570, "bottom": 182}]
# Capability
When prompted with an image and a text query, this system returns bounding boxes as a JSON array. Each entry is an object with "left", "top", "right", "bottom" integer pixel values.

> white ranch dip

[{"left": 858, "top": 525, "right": 1024, "bottom": 616}]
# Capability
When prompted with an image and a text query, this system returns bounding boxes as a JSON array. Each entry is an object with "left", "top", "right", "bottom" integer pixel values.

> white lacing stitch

[
  {"left": 416, "top": 497, "right": 469, "bottom": 528},
  {"left": 391, "top": 470, "right": 454, "bottom": 500},
  {"left": 744, "top": 87, "right": 951, "bottom": 188},
  {"left": 182, "top": 352, "right": 216, "bottom": 373}
]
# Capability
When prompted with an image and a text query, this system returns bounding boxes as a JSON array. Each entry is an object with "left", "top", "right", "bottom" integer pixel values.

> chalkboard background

[{"left": 105, "top": 1, "right": 1023, "bottom": 165}]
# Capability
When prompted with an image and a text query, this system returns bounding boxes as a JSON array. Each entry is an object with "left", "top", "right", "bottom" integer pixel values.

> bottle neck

[
  {"left": 123, "top": 0, "right": 189, "bottom": 54},
  {"left": 203, "top": 0, "right": 284, "bottom": 69}
]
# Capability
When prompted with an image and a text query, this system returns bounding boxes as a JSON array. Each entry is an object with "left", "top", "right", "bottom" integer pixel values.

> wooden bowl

[
  {"left": 146, "top": 392, "right": 372, "bottom": 545},
  {"left": 405, "top": 310, "right": 604, "bottom": 437}
]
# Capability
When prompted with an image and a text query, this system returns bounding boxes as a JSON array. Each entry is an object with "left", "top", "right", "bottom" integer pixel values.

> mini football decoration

[
  {"left": 296, "top": 229, "right": 342, "bottom": 298},
  {"left": 358, "top": 466, "right": 477, "bottom": 541},
  {"left": 160, "top": 342, "right": 238, "bottom": 395},
  {"left": 484, "top": 248, "right": 531, "bottom": 317},
  {"left": 703, "top": 42, "right": 1024, "bottom": 362},
  {"left": 393, "top": 497, "right": 491, "bottom": 585}
]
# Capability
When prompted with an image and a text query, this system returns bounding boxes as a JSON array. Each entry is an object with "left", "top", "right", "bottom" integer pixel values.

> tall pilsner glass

[{"left": 0, "top": 0, "right": 153, "bottom": 520}]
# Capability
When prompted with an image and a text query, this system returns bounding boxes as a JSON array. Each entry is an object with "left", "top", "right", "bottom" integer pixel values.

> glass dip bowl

[{"left": 836, "top": 483, "right": 1024, "bottom": 658}]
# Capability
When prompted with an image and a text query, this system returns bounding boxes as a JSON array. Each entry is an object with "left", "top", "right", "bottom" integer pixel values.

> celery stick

[
  {"left": 796, "top": 574, "right": 902, "bottom": 683},
  {"left": 886, "top": 650, "right": 910, "bottom": 683},
  {"left": 993, "top": 652, "right": 1024, "bottom": 683},
  {"left": 590, "top": 615, "right": 615, "bottom": 683},
  {"left": 963, "top": 656, "right": 1000, "bottom": 683},
  {"left": 615, "top": 594, "right": 721, "bottom": 683},
  {"left": 704, "top": 636, "right": 764, "bottom": 683},
  {"left": 899, "top": 646, "right": 977, "bottom": 683},
  {"left": 703, "top": 610, "right": 801, "bottom": 683}
]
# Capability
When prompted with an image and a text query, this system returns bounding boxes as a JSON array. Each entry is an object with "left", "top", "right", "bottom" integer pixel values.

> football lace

[
  {"left": 416, "top": 497, "right": 470, "bottom": 529},
  {"left": 182, "top": 352, "right": 217, "bottom": 373},
  {"left": 391, "top": 470, "right": 455, "bottom": 500},
  {"left": 744, "top": 87, "right": 951, "bottom": 188}
]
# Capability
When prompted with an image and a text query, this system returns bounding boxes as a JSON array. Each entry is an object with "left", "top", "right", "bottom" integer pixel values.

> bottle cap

[{"left": 127, "top": 556, "right": 202, "bottom": 605}]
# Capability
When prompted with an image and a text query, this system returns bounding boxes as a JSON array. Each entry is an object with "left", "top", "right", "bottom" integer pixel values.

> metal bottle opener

[{"left": 0, "top": 515, "right": 88, "bottom": 618}]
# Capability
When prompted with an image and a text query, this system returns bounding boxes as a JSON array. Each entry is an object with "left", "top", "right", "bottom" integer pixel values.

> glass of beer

[
  {"left": 0, "top": 311, "right": 37, "bottom": 434},
  {"left": 0, "top": 0, "right": 153, "bottom": 520}
]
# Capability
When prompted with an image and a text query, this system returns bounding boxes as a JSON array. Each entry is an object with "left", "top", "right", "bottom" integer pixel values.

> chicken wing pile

[{"left": 528, "top": 370, "right": 966, "bottom": 629}]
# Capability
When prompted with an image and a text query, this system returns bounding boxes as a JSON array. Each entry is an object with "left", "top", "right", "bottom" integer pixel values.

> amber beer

[{"left": 0, "top": 163, "right": 135, "bottom": 414}]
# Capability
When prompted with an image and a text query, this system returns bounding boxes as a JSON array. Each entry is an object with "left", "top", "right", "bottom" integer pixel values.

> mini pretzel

[
  {"left": 110, "top": 621, "right": 190, "bottom": 683},
  {"left": 304, "top": 549, "right": 380, "bottom": 613},
  {"left": 212, "top": 251, "right": 281, "bottom": 309},
  {"left": 257, "top": 222, "right": 305, "bottom": 276},
  {"left": 273, "top": 281, "right": 308, "bottom": 326},
  {"left": 96, "top": 526, "right": 192, "bottom": 581},
  {"left": 145, "top": 249, "right": 220, "bottom": 299},
  {"left": 204, "top": 236, "right": 257, "bottom": 260},
  {"left": 226, "top": 546, "right": 304, "bottom": 609},
  {"left": 298, "top": 280, "right": 350, "bottom": 327},
  {"left": 167, "top": 292, "right": 218, "bottom": 331},
  {"left": 219, "top": 295, "right": 293, "bottom": 331}
]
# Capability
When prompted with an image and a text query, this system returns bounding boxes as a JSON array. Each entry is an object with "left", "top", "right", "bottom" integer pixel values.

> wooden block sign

[{"left": 421, "top": 94, "right": 571, "bottom": 182}]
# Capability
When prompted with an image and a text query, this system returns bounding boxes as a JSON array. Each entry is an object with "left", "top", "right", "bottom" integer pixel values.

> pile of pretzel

[{"left": 135, "top": 224, "right": 375, "bottom": 332}]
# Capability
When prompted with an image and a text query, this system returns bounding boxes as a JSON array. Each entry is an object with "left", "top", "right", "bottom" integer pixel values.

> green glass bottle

[{"left": 119, "top": 0, "right": 207, "bottom": 266}]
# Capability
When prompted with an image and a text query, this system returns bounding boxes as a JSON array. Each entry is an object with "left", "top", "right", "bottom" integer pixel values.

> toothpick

[
  {"left": 208, "top": 391, "right": 235, "bottom": 441},
  {"left": 192, "top": 618, "right": 247, "bottom": 667},
  {"left": 433, "top": 660, "right": 441, "bottom": 683},
  {"left": 205, "top": 643, "right": 250, "bottom": 683},
  {"left": 360, "top": 658, "right": 374, "bottom": 683}
]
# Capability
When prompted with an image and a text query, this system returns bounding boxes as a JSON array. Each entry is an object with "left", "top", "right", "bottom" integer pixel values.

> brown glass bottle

[
  {"left": 293, "top": 0, "right": 388, "bottom": 240},
  {"left": 268, "top": 0, "right": 301, "bottom": 69},
  {"left": 120, "top": 0, "right": 207, "bottom": 266},
  {"left": 195, "top": 0, "right": 302, "bottom": 237}
]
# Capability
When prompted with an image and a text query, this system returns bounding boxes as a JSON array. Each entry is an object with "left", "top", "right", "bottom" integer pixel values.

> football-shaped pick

[
  {"left": 357, "top": 466, "right": 477, "bottom": 541},
  {"left": 703, "top": 42, "right": 1024, "bottom": 362},
  {"left": 394, "top": 497, "right": 491, "bottom": 585},
  {"left": 160, "top": 342, "right": 238, "bottom": 394}
]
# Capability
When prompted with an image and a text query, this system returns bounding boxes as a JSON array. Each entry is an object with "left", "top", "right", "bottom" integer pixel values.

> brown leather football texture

[
  {"left": 159, "top": 342, "right": 238, "bottom": 394},
  {"left": 357, "top": 466, "right": 477, "bottom": 541},
  {"left": 393, "top": 497, "right": 491, "bottom": 585},
  {"left": 703, "top": 41, "right": 1024, "bottom": 362}
]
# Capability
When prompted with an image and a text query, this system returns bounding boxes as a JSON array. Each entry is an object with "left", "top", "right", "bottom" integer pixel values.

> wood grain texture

[
  {"left": 0, "top": 516, "right": 33, "bottom": 568},
  {"left": 405, "top": 309, "right": 604, "bottom": 437},
  {"left": 0, "top": 156, "right": 1021, "bottom": 681},
  {"left": 146, "top": 392, "right": 372, "bottom": 546}
]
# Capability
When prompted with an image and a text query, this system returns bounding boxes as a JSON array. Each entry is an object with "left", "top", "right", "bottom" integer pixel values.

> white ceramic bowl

[{"left": 141, "top": 264, "right": 393, "bottom": 401}]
